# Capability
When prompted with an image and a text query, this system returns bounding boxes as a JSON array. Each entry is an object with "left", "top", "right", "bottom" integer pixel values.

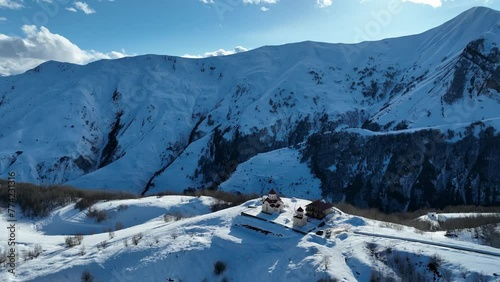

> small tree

[
  {"left": 214, "top": 260, "right": 226, "bottom": 276},
  {"left": 81, "top": 270, "right": 94, "bottom": 282}
]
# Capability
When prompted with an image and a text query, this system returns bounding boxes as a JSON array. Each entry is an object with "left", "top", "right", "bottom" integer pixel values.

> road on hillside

[{"left": 352, "top": 230, "right": 500, "bottom": 258}]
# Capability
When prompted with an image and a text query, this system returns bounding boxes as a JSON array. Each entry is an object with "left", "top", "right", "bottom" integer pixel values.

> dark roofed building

[
  {"left": 305, "top": 199, "right": 334, "bottom": 219},
  {"left": 293, "top": 206, "right": 307, "bottom": 227},
  {"left": 262, "top": 189, "right": 284, "bottom": 214}
]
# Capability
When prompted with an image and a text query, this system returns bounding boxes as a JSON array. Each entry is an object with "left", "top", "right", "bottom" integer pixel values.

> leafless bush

[
  {"left": 163, "top": 211, "right": 183, "bottom": 222},
  {"left": 210, "top": 200, "right": 233, "bottom": 212},
  {"left": 79, "top": 245, "right": 86, "bottom": 256},
  {"left": 214, "top": 260, "right": 227, "bottom": 276},
  {"left": 373, "top": 249, "right": 426, "bottom": 282},
  {"left": 380, "top": 222, "right": 404, "bottom": 231},
  {"left": 479, "top": 224, "right": 500, "bottom": 248},
  {"left": 335, "top": 202, "right": 500, "bottom": 232},
  {"left": 132, "top": 233, "right": 143, "bottom": 245},
  {"left": 365, "top": 242, "right": 378, "bottom": 255},
  {"left": 96, "top": 241, "right": 108, "bottom": 250},
  {"left": 86, "top": 207, "right": 107, "bottom": 223},
  {"left": 439, "top": 215, "right": 500, "bottom": 230},
  {"left": 81, "top": 270, "right": 94, "bottom": 282},
  {"left": 117, "top": 204, "right": 129, "bottom": 211},
  {"left": 108, "top": 230, "right": 115, "bottom": 239},
  {"left": 0, "top": 250, "right": 7, "bottom": 264},
  {"left": 26, "top": 244, "right": 43, "bottom": 259},
  {"left": 115, "top": 221, "right": 124, "bottom": 230},
  {"left": 65, "top": 235, "right": 83, "bottom": 248},
  {"left": 317, "top": 278, "right": 339, "bottom": 282},
  {"left": 467, "top": 272, "right": 489, "bottom": 282},
  {"left": 184, "top": 189, "right": 259, "bottom": 207},
  {"left": 0, "top": 180, "right": 136, "bottom": 218}
]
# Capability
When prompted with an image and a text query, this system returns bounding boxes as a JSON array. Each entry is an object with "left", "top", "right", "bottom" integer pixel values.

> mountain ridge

[{"left": 0, "top": 7, "right": 499, "bottom": 212}]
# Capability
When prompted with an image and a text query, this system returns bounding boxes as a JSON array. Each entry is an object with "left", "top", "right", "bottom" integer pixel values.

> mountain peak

[{"left": 443, "top": 6, "right": 499, "bottom": 31}]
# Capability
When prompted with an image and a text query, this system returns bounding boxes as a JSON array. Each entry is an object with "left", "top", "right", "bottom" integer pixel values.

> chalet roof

[
  {"left": 269, "top": 189, "right": 277, "bottom": 195},
  {"left": 306, "top": 199, "right": 334, "bottom": 212},
  {"left": 297, "top": 207, "right": 304, "bottom": 212}
]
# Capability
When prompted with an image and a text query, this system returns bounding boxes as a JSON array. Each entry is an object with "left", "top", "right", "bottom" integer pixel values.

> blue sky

[{"left": 0, "top": 0, "right": 499, "bottom": 75}]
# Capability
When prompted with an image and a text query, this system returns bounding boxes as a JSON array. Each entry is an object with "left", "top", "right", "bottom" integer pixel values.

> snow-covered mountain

[
  {"left": 1, "top": 196, "right": 499, "bottom": 281},
  {"left": 0, "top": 7, "right": 499, "bottom": 211}
]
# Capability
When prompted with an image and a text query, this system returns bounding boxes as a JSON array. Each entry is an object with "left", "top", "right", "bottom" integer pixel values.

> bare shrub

[
  {"left": 375, "top": 249, "right": 426, "bottom": 282},
  {"left": 115, "top": 221, "right": 124, "bottom": 230},
  {"left": 0, "top": 250, "right": 7, "bottom": 264},
  {"left": 79, "top": 245, "right": 86, "bottom": 256},
  {"left": 365, "top": 242, "right": 378, "bottom": 255},
  {"left": 163, "top": 213, "right": 171, "bottom": 222},
  {"left": 214, "top": 260, "right": 227, "bottom": 276},
  {"left": 108, "top": 230, "right": 115, "bottom": 239},
  {"left": 0, "top": 180, "right": 136, "bottom": 218},
  {"left": 65, "top": 235, "right": 83, "bottom": 248},
  {"left": 317, "top": 278, "right": 339, "bottom": 282},
  {"left": 335, "top": 202, "right": 500, "bottom": 232},
  {"left": 117, "top": 204, "right": 129, "bottom": 211},
  {"left": 380, "top": 222, "right": 404, "bottom": 231},
  {"left": 75, "top": 234, "right": 84, "bottom": 244},
  {"left": 181, "top": 188, "right": 259, "bottom": 210},
  {"left": 440, "top": 215, "right": 500, "bottom": 231},
  {"left": 132, "top": 233, "right": 143, "bottom": 245},
  {"left": 81, "top": 270, "right": 94, "bottom": 282},
  {"left": 27, "top": 244, "right": 43, "bottom": 259},
  {"left": 64, "top": 236, "right": 76, "bottom": 248},
  {"left": 468, "top": 272, "right": 489, "bottom": 282},
  {"left": 210, "top": 200, "right": 233, "bottom": 212},
  {"left": 75, "top": 198, "right": 97, "bottom": 211},
  {"left": 86, "top": 208, "right": 107, "bottom": 223},
  {"left": 481, "top": 224, "right": 500, "bottom": 248},
  {"left": 163, "top": 211, "right": 183, "bottom": 222},
  {"left": 96, "top": 241, "right": 108, "bottom": 250}
]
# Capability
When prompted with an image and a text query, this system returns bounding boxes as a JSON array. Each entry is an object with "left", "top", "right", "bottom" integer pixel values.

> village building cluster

[{"left": 261, "top": 189, "right": 335, "bottom": 228}]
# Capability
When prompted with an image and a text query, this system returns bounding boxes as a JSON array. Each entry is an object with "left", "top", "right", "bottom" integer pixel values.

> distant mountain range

[{"left": 1, "top": 7, "right": 499, "bottom": 212}]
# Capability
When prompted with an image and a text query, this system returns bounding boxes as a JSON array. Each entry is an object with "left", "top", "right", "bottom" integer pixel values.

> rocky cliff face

[
  {"left": 302, "top": 124, "right": 500, "bottom": 212},
  {"left": 0, "top": 7, "right": 499, "bottom": 211}
]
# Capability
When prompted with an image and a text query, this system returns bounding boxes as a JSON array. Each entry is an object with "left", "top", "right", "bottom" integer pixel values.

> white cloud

[
  {"left": 402, "top": 0, "right": 442, "bottom": 8},
  {"left": 66, "top": 7, "right": 77, "bottom": 12},
  {"left": 73, "top": 1, "right": 96, "bottom": 14},
  {"left": 261, "top": 6, "right": 269, "bottom": 11},
  {"left": 316, "top": 0, "right": 332, "bottom": 8},
  {"left": 0, "top": 25, "right": 128, "bottom": 76},
  {"left": 0, "top": 17, "right": 7, "bottom": 21},
  {"left": 0, "top": 0, "right": 23, "bottom": 9},
  {"left": 182, "top": 46, "right": 248, "bottom": 58},
  {"left": 200, "top": 0, "right": 278, "bottom": 5},
  {"left": 243, "top": 0, "right": 278, "bottom": 4}
]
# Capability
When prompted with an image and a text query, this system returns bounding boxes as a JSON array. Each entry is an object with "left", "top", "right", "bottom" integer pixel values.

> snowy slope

[
  {"left": 1, "top": 197, "right": 499, "bottom": 282},
  {"left": 218, "top": 148, "right": 322, "bottom": 199},
  {"left": 36, "top": 195, "right": 216, "bottom": 235},
  {"left": 0, "top": 7, "right": 499, "bottom": 208}
]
